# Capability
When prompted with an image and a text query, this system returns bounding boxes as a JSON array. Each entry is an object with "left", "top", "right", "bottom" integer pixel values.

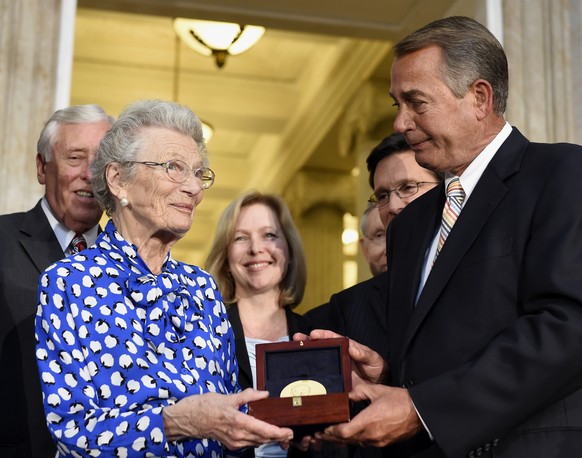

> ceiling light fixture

[
  {"left": 201, "top": 120, "right": 214, "bottom": 143},
  {"left": 173, "top": 18, "right": 265, "bottom": 69}
]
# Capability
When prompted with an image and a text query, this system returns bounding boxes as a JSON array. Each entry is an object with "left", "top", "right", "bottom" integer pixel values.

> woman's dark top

[{"left": 227, "top": 304, "right": 314, "bottom": 458}]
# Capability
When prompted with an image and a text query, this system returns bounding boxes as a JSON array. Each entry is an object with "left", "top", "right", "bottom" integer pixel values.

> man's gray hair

[
  {"left": 37, "top": 104, "right": 114, "bottom": 161},
  {"left": 394, "top": 16, "right": 508, "bottom": 116}
]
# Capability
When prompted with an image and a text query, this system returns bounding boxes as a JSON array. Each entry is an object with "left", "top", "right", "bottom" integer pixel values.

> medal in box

[{"left": 248, "top": 337, "right": 352, "bottom": 434}]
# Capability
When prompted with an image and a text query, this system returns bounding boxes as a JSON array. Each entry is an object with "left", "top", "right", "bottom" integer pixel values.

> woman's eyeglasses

[{"left": 130, "top": 160, "right": 215, "bottom": 189}]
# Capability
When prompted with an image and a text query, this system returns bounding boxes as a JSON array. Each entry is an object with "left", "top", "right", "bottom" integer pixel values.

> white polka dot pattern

[{"left": 36, "top": 220, "right": 239, "bottom": 457}]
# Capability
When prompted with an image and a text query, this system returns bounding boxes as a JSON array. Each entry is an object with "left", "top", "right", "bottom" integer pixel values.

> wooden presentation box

[{"left": 248, "top": 337, "right": 351, "bottom": 435}]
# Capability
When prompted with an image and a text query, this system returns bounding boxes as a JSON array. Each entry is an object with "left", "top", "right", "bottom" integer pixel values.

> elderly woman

[
  {"left": 35, "top": 100, "right": 293, "bottom": 457},
  {"left": 205, "top": 191, "right": 313, "bottom": 458}
]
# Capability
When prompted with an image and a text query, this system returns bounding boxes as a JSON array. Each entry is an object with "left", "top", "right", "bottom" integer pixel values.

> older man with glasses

[{"left": 358, "top": 205, "right": 388, "bottom": 277}]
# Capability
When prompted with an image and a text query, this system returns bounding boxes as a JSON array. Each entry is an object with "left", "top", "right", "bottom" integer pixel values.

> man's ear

[
  {"left": 36, "top": 153, "right": 47, "bottom": 185},
  {"left": 472, "top": 79, "right": 494, "bottom": 120},
  {"left": 359, "top": 237, "right": 368, "bottom": 256}
]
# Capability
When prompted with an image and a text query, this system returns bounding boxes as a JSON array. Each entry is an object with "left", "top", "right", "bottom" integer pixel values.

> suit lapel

[
  {"left": 401, "top": 128, "right": 528, "bottom": 354},
  {"left": 226, "top": 304, "right": 254, "bottom": 389},
  {"left": 19, "top": 201, "right": 64, "bottom": 275},
  {"left": 407, "top": 192, "right": 444, "bottom": 308},
  {"left": 388, "top": 188, "right": 443, "bottom": 362}
]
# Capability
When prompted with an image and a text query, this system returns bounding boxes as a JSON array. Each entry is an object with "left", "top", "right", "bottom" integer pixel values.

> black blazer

[
  {"left": 0, "top": 200, "right": 61, "bottom": 458},
  {"left": 227, "top": 303, "right": 314, "bottom": 458},
  {"left": 305, "top": 273, "right": 388, "bottom": 358},
  {"left": 384, "top": 128, "right": 582, "bottom": 457}
]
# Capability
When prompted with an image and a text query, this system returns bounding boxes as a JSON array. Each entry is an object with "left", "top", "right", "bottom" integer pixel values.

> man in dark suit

[
  {"left": 310, "top": 16, "right": 582, "bottom": 458},
  {"left": 0, "top": 105, "right": 112, "bottom": 457},
  {"left": 305, "top": 135, "right": 440, "bottom": 458},
  {"left": 305, "top": 133, "right": 440, "bottom": 356}
]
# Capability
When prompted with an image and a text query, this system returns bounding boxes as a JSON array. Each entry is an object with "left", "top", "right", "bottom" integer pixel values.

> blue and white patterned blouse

[{"left": 36, "top": 220, "right": 240, "bottom": 457}]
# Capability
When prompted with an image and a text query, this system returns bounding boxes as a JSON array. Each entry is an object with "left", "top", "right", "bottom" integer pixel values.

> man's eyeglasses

[
  {"left": 130, "top": 160, "right": 215, "bottom": 189},
  {"left": 368, "top": 181, "right": 440, "bottom": 208}
]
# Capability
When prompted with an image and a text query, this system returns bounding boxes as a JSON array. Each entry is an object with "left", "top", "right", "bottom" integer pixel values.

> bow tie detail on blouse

[{"left": 126, "top": 272, "right": 189, "bottom": 354}]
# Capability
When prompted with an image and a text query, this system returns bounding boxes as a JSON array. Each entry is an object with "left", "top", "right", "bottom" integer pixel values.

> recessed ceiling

[{"left": 75, "top": 0, "right": 463, "bottom": 265}]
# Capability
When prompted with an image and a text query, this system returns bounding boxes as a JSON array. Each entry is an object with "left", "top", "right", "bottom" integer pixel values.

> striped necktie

[
  {"left": 69, "top": 233, "right": 87, "bottom": 255},
  {"left": 434, "top": 177, "right": 465, "bottom": 263}
]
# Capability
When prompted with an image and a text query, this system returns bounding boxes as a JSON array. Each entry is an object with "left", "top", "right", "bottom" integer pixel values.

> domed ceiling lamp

[
  {"left": 173, "top": 18, "right": 265, "bottom": 69},
  {"left": 201, "top": 121, "right": 214, "bottom": 143}
]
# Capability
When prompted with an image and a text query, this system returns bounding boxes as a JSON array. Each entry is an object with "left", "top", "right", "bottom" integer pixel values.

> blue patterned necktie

[
  {"left": 69, "top": 233, "right": 87, "bottom": 255},
  {"left": 434, "top": 177, "right": 465, "bottom": 263}
]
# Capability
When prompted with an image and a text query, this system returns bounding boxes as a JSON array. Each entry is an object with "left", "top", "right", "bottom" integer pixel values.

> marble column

[
  {"left": 296, "top": 204, "right": 345, "bottom": 315},
  {"left": 283, "top": 170, "right": 354, "bottom": 314},
  {"left": 0, "top": 0, "right": 62, "bottom": 213},
  {"left": 569, "top": 0, "right": 582, "bottom": 145},
  {"left": 503, "top": 0, "right": 581, "bottom": 143}
]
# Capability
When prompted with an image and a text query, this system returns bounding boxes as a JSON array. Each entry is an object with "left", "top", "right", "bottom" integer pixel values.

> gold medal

[{"left": 280, "top": 380, "right": 327, "bottom": 398}]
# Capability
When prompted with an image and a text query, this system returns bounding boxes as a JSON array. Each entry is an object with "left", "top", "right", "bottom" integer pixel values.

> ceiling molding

[
  {"left": 78, "top": 0, "right": 461, "bottom": 40},
  {"left": 259, "top": 39, "right": 391, "bottom": 193}
]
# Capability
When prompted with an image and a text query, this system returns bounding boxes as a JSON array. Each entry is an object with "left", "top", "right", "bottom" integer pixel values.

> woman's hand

[
  {"left": 163, "top": 388, "right": 294, "bottom": 449},
  {"left": 293, "top": 329, "right": 389, "bottom": 385}
]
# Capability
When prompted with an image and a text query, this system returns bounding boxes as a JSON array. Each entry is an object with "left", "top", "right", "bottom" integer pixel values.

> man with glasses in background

[
  {"left": 366, "top": 133, "right": 441, "bottom": 230},
  {"left": 306, "top": 132, "right": 440, "bottom": 345},
  {"left": 305, "top": 133, "right": 440, "bottom": 458}
]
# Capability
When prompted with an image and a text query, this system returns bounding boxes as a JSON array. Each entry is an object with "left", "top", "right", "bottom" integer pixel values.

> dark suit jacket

[
  {"left": 0, "top": 200, "right": 61, "bottom": 458},
  {"left": 384, "top": 128, "right": 582, "bottom": 458},
  {"left": 305, "top": 273, "right": 388, "bottom": 358},
  {"left": 305, "top": 275, "right": 387, "bottom": 458}
]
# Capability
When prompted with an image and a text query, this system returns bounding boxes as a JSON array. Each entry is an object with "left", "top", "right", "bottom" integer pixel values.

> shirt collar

[
  {"left": 40, "top": 196, "right": 99, "bottom": 252},
  {"left": 443, "top": 121, "right": 512, "bottom": 202}
]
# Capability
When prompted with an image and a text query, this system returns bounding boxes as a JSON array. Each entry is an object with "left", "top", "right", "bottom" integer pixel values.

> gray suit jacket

[{"left": 0, "top": 200, "right": 62, "bottom": 458}]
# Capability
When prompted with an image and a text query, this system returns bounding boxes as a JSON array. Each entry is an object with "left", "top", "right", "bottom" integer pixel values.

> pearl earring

[{"left": 120, "top": 197, "right": 129, "bottom": 207}]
